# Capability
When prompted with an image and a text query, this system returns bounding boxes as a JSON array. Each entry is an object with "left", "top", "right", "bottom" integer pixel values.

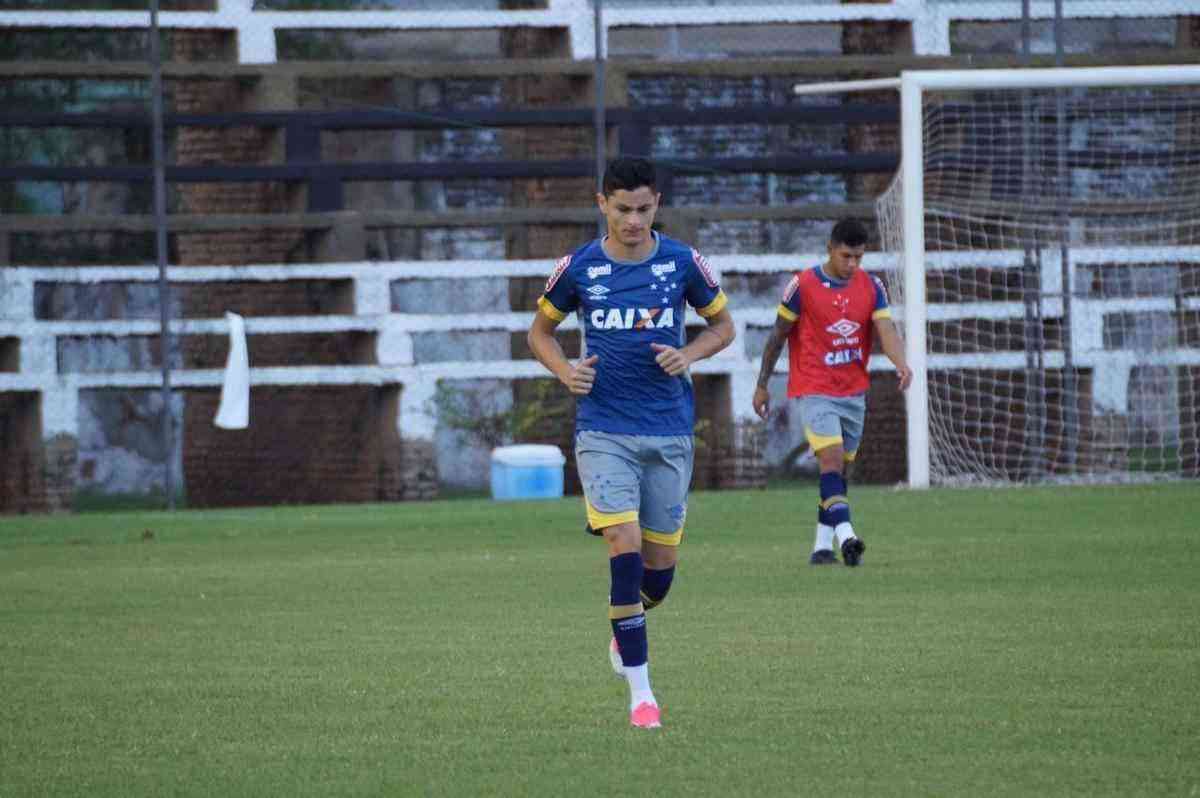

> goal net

[{"left": 876, "top": 67, "right": 1200, "bottom": 486}]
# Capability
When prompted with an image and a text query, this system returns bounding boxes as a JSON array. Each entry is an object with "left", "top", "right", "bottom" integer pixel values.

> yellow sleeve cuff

[
  {"left": 872, "top": 308, "right": 892, "bottom": 320},
  {"left": 537, "top": 296, "right": 567, "bottom": 322},
  {"left": 777, "top": 304, "right": 798, "bottom": 322},
  {"left": 696, "top": 290, "right": 728, "bottom": 318}
]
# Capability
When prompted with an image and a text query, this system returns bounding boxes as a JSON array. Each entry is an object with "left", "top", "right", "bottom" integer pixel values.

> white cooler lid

[{"left": 491, "top": 444, "right": 566, "bottom": 466}]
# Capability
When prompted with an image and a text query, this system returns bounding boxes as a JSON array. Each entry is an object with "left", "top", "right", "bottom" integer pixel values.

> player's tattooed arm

[{"left": 752, "top": 315, "right": 793, "bottom": 419}]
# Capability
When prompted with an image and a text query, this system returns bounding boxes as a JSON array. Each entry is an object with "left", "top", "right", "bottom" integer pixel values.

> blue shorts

[
  {"left": 575, "top": 430, "right": 693, "bottom": 546},
  {"left": 799, "top": 394, "right": 866, "bottom": 460}
]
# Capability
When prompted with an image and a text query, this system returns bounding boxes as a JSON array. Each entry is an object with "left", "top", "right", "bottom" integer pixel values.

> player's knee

[
  {"left": 602, "top": 521, "right": 642, "bottom": 555},
  {"left": 816, "top": 446, "right": 845, "bottom": 472}
]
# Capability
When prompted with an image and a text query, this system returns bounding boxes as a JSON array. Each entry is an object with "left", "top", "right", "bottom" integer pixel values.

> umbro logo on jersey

[
  {"left": 586, "top": 284, "right": 610, "bottom": 300},
  {"left": 587, "top": 264, "right": 612, "bottom": 280},
  {"left": 826, "top": 319, "right": 861, "bottom": 338},
  {"left": 650, "top": 261, "right": 676, "bottom": 277},
  {"left": 590, "top": 307, "right": 675, "bottom": 330}
]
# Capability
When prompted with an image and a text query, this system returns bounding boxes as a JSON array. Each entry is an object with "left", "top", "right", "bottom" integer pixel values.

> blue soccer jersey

[{"left": 538, "top": 232, "right": 728, "bottom": 436}]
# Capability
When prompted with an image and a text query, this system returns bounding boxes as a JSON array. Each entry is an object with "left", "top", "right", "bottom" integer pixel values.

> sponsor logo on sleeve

[
  {"left": 545, "top": 255, "right": 571, "bottom": 293},
  {"left": 691, "top": 249, "right": 719, "bottom": 289},
  {"left": 782, "top": 274, "right": 800, "bottom": 303},
  {"left": 872, "top": 274, "right": 890, "bottom": 304}
]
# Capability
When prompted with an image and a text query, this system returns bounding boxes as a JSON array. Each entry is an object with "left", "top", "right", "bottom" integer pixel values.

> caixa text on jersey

[{"left": 590, "top": 307, "right": 676, "bottom": 331}]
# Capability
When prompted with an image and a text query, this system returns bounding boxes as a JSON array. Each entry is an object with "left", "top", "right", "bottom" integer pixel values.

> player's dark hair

[
  {"left": 830, "top": 218, "right": 870, "bottom": 248},
  {"left": 602, "top": 157, "right": 657, "bottom": 196}
]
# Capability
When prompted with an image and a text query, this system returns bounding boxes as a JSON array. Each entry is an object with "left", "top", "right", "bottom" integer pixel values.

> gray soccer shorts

[
  {"left": 798, "top": 393, "right": 867, "bottom": 461},
  {"left": 575, "top": 430, "right": 694, "bottom": 546}
]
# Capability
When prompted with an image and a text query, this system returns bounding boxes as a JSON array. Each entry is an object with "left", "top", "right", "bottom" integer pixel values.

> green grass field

[{"left": 2, "top": 483, "right": 1198, "bottom": 798}]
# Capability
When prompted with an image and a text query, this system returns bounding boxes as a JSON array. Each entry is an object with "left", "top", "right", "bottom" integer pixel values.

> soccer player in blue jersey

[{"left": 526, "top": 157, "right": 736, "bottom": 729}]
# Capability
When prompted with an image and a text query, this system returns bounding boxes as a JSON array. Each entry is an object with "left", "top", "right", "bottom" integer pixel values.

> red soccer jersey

[{"left": 777, "top": 265, "right": 892, "bottom": 398}]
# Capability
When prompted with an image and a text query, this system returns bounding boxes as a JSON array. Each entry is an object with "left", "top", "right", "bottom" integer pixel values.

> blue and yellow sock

[
  {"left": 609, "top": 552, "right": 647, "bottom": 667},
  {"left": 819, "top": 471, "right": 851, "bottom": 528},
  {"left": 640, "top": 566, "right": 675, "bottom": 611}
]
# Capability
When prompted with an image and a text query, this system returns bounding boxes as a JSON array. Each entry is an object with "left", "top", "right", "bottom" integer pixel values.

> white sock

[
  {"left": 835, "top": 522, "right": 856, "bottom": 545},
  {"left": 814, "top": 523, "right": 835, "bottom": 552},
  {"left": 625, "top": 664, "right": 655, "bottom": 708}
]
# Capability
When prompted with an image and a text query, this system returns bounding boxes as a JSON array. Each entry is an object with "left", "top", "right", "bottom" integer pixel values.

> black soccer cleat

[
  {"left": 809, "top": 549, "right": 840, "bottom": 566},
  {"left": 841, "top": 537, "right": 866, "bottom": 567},
  {"left": 585, "top": 523, "right": 603, "bottom": 537}
]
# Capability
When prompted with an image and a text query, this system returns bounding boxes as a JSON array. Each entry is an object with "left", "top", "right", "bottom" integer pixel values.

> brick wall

[
  {"left": 163, "top": 31, "right": 430, "bottom": 506},
  {"left": 853, "top": 372, "right": 908, "bottom": 484},
  {"left": 1, "top": 338, "right": 19, "bottom": 371},
  {"left": 502, "top": 25, "right": 595, "bottom": 265},
  {"left": 842, "top": 0, "right": 909, "bottom": 201},
  {"left": 42, "top": 433, "right": 77, "bottom": 512},
  {"left": 177, "top": 332, "right": 375, "bottom": 369},
  {"left": 172, "top": 30, "right": 302, "bottom": 269},
  {"left": 0, "top": 393, "right": 47, "bottom": 513},
  {"left": 177, "top": 279, "right": 354, "bottom": 319},
  {"left": 496, "top": 26, "right": 596, "bottom": 493},
  {"left": 182, "top": 385, "right": 414, "bottom": 507}
]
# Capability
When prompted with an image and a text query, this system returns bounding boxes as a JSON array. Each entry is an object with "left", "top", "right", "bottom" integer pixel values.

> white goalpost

[
  {"left": 876, "top": 65, "right": 1200, "bottom": 487},
  {"left": 799, "top": 64, "right": 1200, "bottom": 487}
]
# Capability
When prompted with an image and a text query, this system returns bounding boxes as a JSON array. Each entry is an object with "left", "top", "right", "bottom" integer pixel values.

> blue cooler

[{"left": 490, "top": 444, "right": 566, "bottom": 501}]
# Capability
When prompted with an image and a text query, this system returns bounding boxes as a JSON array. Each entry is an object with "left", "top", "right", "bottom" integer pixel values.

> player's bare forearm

[
  {"left": 653, "top": 308, "right": 735, "bottom": 377},
  {"left": 874, "top": 317, "right": 913, "bottom": 390},
  {"left": 527, "top": 313, "right": 573, "bottom": 385},
  {"left": 528, "top": 312, "right": 600, "bottom": 395},
  {"left": 874, "top": 318, "right": 907, "bottom": 369},
  {"left": 681, "top": 309, "right": 736, "bottom": 364},
  {"left": 751, "top": 316, "right": 792, "bottom": 420},
  {"left": 756, "top": 317, "right": 792, "bottom": 389}
]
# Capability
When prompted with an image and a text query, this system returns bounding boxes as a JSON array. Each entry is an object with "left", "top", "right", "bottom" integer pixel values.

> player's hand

[
  {"left": 752, "top": 385, "right": 771, "bottom": 420},
  {"left": 650, "top": 343, "right": 692, "bottom": 376},
  {"left": 896, "top": 364, "right": 913, "bottom": 391},
  {"left": 564, "top": 354, "right": 599, "bottom": 395}
]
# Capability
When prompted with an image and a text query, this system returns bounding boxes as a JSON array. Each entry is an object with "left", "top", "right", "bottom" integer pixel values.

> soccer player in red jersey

[{"left": 752, "top": 219, "right": 912, "bottom": 566}]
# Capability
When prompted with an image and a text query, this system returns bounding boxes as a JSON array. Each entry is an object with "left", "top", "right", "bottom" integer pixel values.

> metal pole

[
  {"left": 592, "top": 0, "right": 606, "bottom": 238},
  {"left": 901, "top": 75, "right": 930, "bottom": 488},
  {"left": 1021, "top": 0, "right": 1031, "bottom": 58},
  {"left": 149, "top": 0, "right": 175, "bottom": 510},
  {"left": 1054, "top": 0, "right": 1077, "bottom": 473},
  {"left": 1019, "top": 0, "right": 1046, "bottom": 480}
]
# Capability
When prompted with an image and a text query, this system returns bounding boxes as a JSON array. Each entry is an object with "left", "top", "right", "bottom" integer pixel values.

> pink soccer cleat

[
  {"left": 608, "top": 637, "right": 624, "bottom": 677},
  {"left": 630, "top": 701, "right": 662, "bottom": 729}
]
